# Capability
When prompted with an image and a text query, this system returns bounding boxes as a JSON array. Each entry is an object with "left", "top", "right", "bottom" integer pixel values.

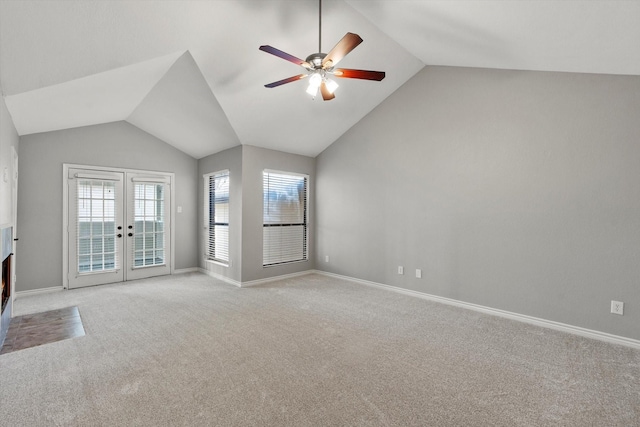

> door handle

[
  {"left": 128, "top": 233, "right": 133, "bottom": 237},
  {"left": 117, "top": 234, "right": 122, "bottom": 238}
]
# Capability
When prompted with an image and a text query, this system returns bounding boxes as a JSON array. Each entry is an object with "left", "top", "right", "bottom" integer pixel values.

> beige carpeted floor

[{"left": 0, "top": 272, "right": 638, "bottom": 426}]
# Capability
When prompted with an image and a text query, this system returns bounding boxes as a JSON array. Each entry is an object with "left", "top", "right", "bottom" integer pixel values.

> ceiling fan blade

[
  {"left": 259, "top": 45, "right": 310, "bottom": 69},
  {"left": 333, "top": 68, "right": 386, "bottom": 81},
  {"left": 322, "top": 33, "right": 363, "bottom": 68},
  {"left": 320, "top": 82, "right": 335, "bottom": 101},
  {"left": 264, "top": 74, "right": 308, "bottom": 88}
]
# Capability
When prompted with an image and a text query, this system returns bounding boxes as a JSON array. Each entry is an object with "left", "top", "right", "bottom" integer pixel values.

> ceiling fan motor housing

[{"left": 306, "top": 53, "right": 328, "bottom": 69}]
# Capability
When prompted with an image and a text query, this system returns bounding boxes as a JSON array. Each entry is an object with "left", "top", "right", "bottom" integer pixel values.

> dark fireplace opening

[
  {"left": 1, "top": 226, "right": 13, "bottom": 347},
  {"left": 1, "top": 254, "right": 10, "bottom": 314}
]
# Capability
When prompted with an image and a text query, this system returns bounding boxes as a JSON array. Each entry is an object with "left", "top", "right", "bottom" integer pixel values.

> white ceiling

[{"left": 1, "top": 0, "right": 638, "bottom": 158}]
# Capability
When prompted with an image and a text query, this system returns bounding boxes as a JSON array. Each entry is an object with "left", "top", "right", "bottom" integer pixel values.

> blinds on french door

[
  {"left": 263, "top": 171, "right": 308, "bottom": 266},
  {"left": 132, "top": 182, "right": 166, "bottom": 268},
  {"left": 206, "top": 171, "right": 229, "bottom": 263},
  {"left": 76, "top": 178, "right": 119, "bottom": 273}
]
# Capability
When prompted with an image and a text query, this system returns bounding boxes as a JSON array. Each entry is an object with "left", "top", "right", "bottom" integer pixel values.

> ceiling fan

[{"left": 259, "top": 0, "right": 385, "bottom": 101}]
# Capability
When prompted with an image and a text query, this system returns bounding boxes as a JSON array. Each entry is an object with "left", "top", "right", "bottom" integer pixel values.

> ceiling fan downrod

[{"left": 319, "top": 0, "right": 322, "bottom": 53}]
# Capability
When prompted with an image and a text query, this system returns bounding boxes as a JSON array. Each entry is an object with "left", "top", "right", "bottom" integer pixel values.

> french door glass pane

[
  {"left": 133, "top": 183, "right": 165, "bottom": 267},
  {"left": 77, "top": 180, "right": 118, "bottom": 273}
]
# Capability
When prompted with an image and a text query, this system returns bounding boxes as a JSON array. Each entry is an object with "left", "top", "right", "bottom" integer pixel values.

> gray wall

[
  {"left": 315, "top": 66, "right": 640, "bottom": 340},
  {"left": 0, "top": 95, "right": 19, "bottom": 228},
  {"left": 241, "top": 145, "right": 315, "bottom": 282},
  {"left": 197, "top": 145, "right": 316, "bottom": 283},
  {"left": 198, "top": 145, "right": 243, "bottom": 282},
  {"left": 18, "top": 121, "right": 199, "bottom": 291}
]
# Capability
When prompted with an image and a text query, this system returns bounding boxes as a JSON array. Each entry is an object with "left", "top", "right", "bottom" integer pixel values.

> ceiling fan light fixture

[
  {"left": 306, "top": 82, "right": 319, "bottom": 98},
  {"left": 309, "top": 72, "right": 322, "bottom": 87},
  {"left": 306, "top": 72, "right": 322, "bottom": 97},
  {"left": 324, "top": 78, "right": 339, "bottom": 94}
]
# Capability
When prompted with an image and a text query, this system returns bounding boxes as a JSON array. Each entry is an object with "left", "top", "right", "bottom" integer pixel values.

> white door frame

[
  {"left": 125, "top": 172, "right": 172, "bottom": 281},
  {"left": 63, "top": 164, "right": 176, "bottom": 289},
  {"left": 67, "top": 168, "right": 125, "bottom": 288}
]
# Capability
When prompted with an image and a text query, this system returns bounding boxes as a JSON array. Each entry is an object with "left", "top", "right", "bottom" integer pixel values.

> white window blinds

[
  {"left": 263, "top": 171, "right": 308, "bottom": 266},
  {"left": 76, "top": 179, "right": 119, "bottom": 273},
  {"left": 132, "top": 182, "right": 166, "bottom": 268},
  {"left": 205, "top": 171, "right": 229, "bottom": 263}
]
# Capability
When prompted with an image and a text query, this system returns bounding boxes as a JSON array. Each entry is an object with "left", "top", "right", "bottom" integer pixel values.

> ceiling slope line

[
  {"left": 126, "top": 50, "right": 241, "bottom": 159},
  {"left": 4, "top": 51, "right": 185, "bottom": 136}
]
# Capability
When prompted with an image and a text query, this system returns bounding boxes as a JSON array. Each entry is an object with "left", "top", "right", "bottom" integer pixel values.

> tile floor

[{"left": 0, "top": 306, "right": 85, "bottom": 355}]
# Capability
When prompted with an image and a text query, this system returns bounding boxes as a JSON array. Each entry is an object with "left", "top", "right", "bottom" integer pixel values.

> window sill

[{"left": 263, "top": 259, "right": 308, "bottom": 268}]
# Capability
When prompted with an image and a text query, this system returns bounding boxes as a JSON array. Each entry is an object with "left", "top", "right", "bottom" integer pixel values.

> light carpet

[{"left": 0, "top": 272, "right": 638, "bottom": 426}]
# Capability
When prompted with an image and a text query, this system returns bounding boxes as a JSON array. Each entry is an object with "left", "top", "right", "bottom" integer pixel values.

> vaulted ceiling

[{"left": 1, "top": 1, "right": 638, "bottom": 158}]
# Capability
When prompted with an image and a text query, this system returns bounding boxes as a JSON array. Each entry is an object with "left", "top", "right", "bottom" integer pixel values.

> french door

[{"left": 66, "top": 167, "right": 171, "bottom": 289}]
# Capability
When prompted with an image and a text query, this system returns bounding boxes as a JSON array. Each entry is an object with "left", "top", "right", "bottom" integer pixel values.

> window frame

[
  {"left": 203, "top": 170, "right": 230, "bottom": 265},
  {"left": 262, "top": 169, "right": 309, "bottom": 267}
]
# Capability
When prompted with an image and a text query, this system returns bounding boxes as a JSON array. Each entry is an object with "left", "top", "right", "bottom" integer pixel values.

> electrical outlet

[
  {"left": 397, "top": 266, "right": 404, "bottom": 275},
  {"left": 325, "top": 255, "right": 329, "bottom": 263},
  {"left": 416, "top": 269, "right": 422, "bottom": 279},
  {"left": 611, "top": 301, "right": 624, "bottom": 315}
]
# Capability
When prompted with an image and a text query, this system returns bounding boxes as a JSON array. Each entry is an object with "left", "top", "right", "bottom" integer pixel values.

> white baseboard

[
  {"left": 240, "top": 270, "right": 314, "bottom": 288},
  {"left": 173, "top": 268, "right": 199, "bottom": 275},
  {"left": 314, "top": 270, "right": 640, "bottom": 350},
  {"left": 198, "top": 268, "right": 315, "bottom": 288},
  {"left": 15, "top": 286, "right": 64, "bottom": 298},
  {"left": 199, "top": 268, "right": 241, "bottom": 287}
]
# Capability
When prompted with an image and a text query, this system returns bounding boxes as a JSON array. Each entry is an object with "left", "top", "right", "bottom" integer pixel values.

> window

[
  {"left": 263, "top": 170, "right": 308, "bottom": 266},
  {"left": 204, "top": 170, "right": 229, "bottom": 264}
]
